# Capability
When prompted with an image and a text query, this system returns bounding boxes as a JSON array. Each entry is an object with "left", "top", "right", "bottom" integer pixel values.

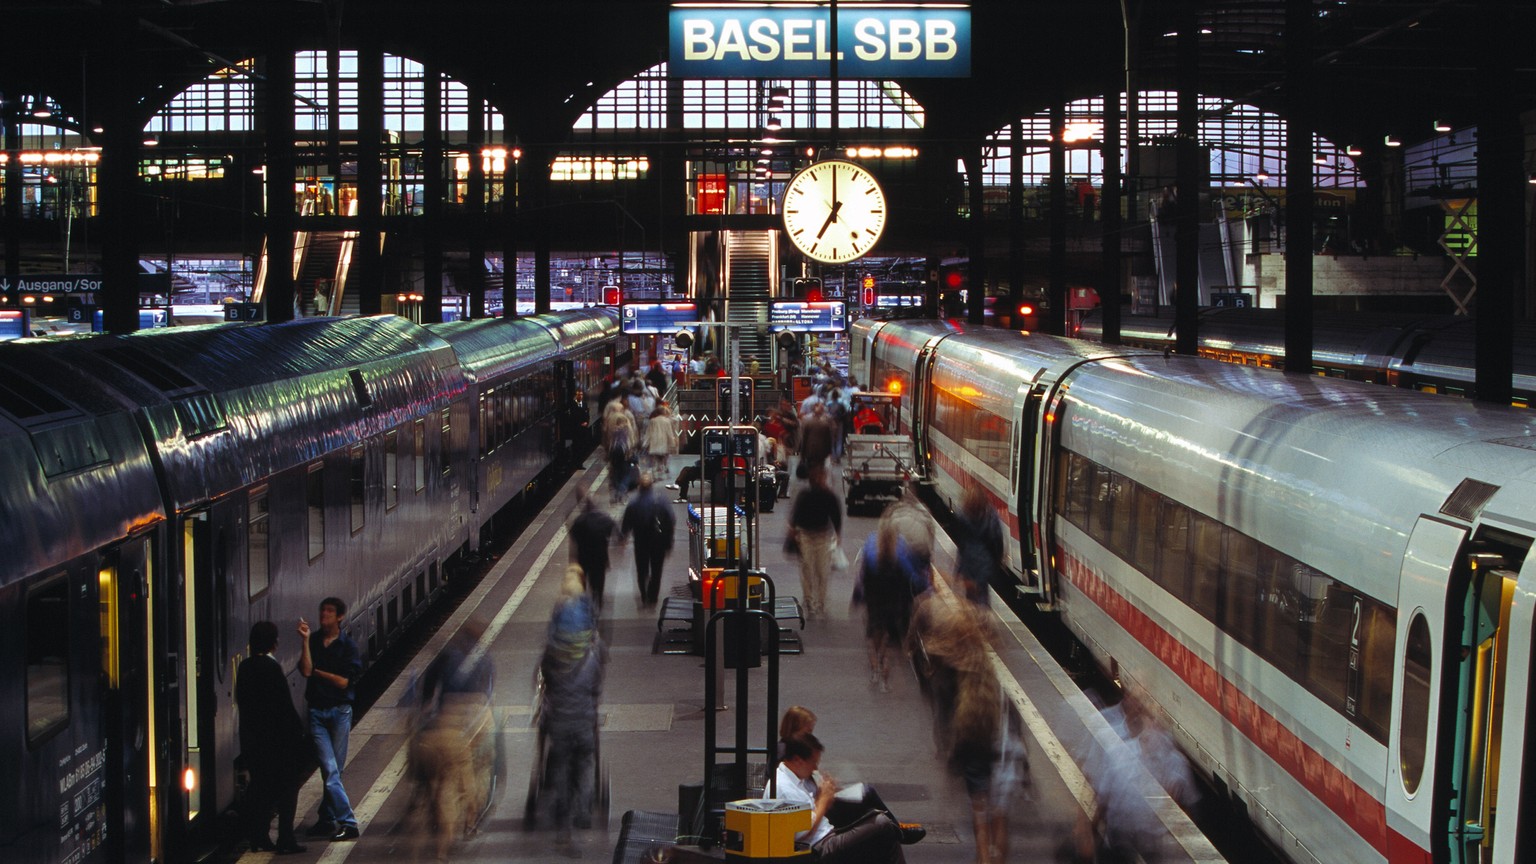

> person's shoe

[
  {"left": 250, "top": 838, "right": 277, "bottom": 852},
  {"left": 664, "top": 483, "right": 679, "bottom": 490},
  {"left": 898, "top": 822, "right": 927, "bottom": 844},
  {"left": 331, "top": 825, "right": 361, "bottom": 841},
  {"left": 274, "top": 841, "right": 308, "bottom": 855},
  {"left": 674, "top": 497, "right": 688, "bottom": 503},
  {"left": 305, "top": 821, "right": 337, "bottom": 838}
]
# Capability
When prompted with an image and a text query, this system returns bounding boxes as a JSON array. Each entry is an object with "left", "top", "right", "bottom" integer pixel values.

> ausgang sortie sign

[{"left": 670, "top": 5, "right": 970, "bottom": 78}]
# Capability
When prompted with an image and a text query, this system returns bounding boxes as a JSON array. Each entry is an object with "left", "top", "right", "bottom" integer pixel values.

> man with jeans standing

[{"left": 298, "top": 597, "right": 364, "bottom": 841}]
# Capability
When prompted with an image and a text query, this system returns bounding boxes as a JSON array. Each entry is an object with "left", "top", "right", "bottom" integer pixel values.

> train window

[
  {"left": 1100, "top": 471, "right": 1131, "bottom": 558},
  {"left": 26, "top": 576, "right": 70, "bottom": 744},
  {"left": 1060, "top": 451, "right": 1092, "bottom": 528},
  {"left": 248, "top": 489, "right": 270, "bottom": 598},
  {"left": 1399, "top": 613, "right": 1432, "bottom": 795},
  {"left": 1154, "top": 498, "right": 1191, "bottom": 597},
  {"left": 306, "top": 463, "right": 325, "bottom": 562},
  {"left": 1188, "top": 513, "right": 1223, "bottom": 619},
  {"left": 440, "top": 411, "right": 452, "bottom": 476},
  {"left": 413, "top": 419, "right": 426, "bottom": 492},
  {"left": 1222, "top": 531, "right": 1260, "bottom": 643},
  {"left": 479, "top": 394, "right": 490, "bottom": 456},
  {"left": 1130, "top": 486, "right": 1162, "bottom": 575},
  {"left": 1255, "top": 547, "right": 1301, "bottom": 677},
  {"left": 1354, "top": 600, "right": 1396, "bottom": 741},
  {"left": 349, "top": 444, "right": 365, "bottom": 534},
  {"left": 384, "top": 431, "right": 399, "bottom": 512},
  {"left": 1306, "top": 582, "right": 1353, "bottom": 707}
]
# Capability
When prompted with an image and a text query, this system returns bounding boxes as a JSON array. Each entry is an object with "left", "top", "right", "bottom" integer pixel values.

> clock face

[{"left": 781, "top": 159, "right": 887, "bottom": 264}]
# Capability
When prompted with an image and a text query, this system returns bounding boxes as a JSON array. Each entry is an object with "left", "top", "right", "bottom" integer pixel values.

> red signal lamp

[{"left": 943, "top": 270, "right": 964, "bottom": 290}]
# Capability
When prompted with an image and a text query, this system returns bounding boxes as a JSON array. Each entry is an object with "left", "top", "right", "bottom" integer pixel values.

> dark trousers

[
  {"left": 578, "top": 556, "right": 609, "bottom": 607},
  {"left": 634, "top": 542, "right": 668, "bottom": 605},
  {"left": 811, "top": 809, "right": 905, "bottom": 863},
  {"left": 244, "top": 760, "right": 300, "bottom": 845}
]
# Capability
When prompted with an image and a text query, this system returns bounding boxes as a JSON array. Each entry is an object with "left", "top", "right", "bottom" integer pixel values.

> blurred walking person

[
  {"left": 853, "top": 517, "right": 919, "bottom": 692},
  {"left": 621, "top": 471, "right": 676, "bottom": 607},
  {"left": 539, "top": 566, "right": 605, "bottom": 857},
  {"left": 788, "top": 466, "right": 842, "bottom": 618},
  {"left": 569, "top": 489, "right": 617, "bottom": 608},
  {"left": 954, "top": 484, "right": 1003, "bottom": 606}
]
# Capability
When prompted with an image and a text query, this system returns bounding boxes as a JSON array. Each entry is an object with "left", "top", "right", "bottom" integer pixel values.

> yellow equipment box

[{"left": 723, "top": 798, "right": 811, "bottom": 858}]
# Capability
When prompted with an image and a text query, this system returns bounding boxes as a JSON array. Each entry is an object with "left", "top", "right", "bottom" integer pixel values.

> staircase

[
  {"left": 294, "top": 230, "right": 343, "bottom": 315},
  {"left": 722, "top": 230, "right": 775, "bottom": 367}
]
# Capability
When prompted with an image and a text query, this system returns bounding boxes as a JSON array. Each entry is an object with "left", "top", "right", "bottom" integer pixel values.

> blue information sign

[
  {"left": 769, "top": 301, "right": 847, "bottom": 333},
  {"left": 670, "top": 6, "right": 970, "bottom": 78},
  {"left": 621, "top": 302, "right": 699, "bottom": 334}
]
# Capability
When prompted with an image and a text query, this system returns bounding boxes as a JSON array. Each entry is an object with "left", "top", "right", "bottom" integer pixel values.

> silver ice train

[
  {"left": 0, "top": 309, "right": 622, "bottom": 864},
  {"left": 1073, "top": 306, "right": 1536, "bottom": 406},
  {"left": 853, "top": 315, "right": 1535, "bottom": 864}
]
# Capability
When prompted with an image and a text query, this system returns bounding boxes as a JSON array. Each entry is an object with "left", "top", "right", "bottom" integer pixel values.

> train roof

[
  {"left": 0, "top": 340, "right": 165, "bottom": 587},
  {"left": 428, "top": 317, "right": 560, "bottom": 384},
  {"left": 24, "top": 316, "right": 467, "bottom": 512}
]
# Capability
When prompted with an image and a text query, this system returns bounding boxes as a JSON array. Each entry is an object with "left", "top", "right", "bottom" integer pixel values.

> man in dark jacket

[
  {"left": 568, "top": 489, "right": 618, "bottom": 607},
  {"left": 620, "top": 471, "right": 676, "bottom": 607},
  {"left": 236, "top": 621, "right": 307, "bottom": 854}
]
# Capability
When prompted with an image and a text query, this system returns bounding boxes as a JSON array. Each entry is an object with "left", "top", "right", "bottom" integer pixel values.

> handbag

[{"left": 783, "top": 529, "right": 800, "bottom": 557}]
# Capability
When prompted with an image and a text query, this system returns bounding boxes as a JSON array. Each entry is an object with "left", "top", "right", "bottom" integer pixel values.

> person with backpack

[{"left": 620, "top": 472, "right": 676, "bottom": 608}]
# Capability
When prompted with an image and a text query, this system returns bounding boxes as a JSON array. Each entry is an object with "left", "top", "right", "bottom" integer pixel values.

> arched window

[
  {"left": 976, "top": 91, "right": 1360, "bottom": 191},
  {"left": 574, "top": 62, "right": 924, "bottom": 132},
  {"left": 147, "top": 51, "right": 505, "bottom": 139}
]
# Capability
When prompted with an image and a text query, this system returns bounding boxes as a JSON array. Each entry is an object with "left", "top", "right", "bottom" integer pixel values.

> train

[
  {"left": 852, "top": 315, "right": 1536, "bottom": 864},
  {"left": 0, "top": 308, "right": 624, "bottom": 864},
  {"left": 1072, "top": 306, "right": 1536, "bottom": 407}
]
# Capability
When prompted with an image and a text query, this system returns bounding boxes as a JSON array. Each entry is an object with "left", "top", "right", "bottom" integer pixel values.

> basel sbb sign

[{"left": 670, "top": 6, "right": 970, "bottom": 78}]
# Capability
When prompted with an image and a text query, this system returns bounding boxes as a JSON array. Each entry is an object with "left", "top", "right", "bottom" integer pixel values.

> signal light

[
  {"left": 1017, "top": 303, "right": 1035, "bottom": 318},
  {"left": 943, "top": 270, "right": 964, "bottom": 290},
  {"left": 602, "top": 286, "right": 621, "bottom": 305},
  {"left": 860, "top": 275, "right": 877, "bottom": 308}
]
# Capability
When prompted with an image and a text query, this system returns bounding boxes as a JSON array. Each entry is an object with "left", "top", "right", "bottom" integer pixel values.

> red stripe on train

[
  {"left": 1058, "top": 548, "right": 1432, "bottom": 861},
  {"left": 928, "top": 446, "right": 1021, "bottom": 541}
]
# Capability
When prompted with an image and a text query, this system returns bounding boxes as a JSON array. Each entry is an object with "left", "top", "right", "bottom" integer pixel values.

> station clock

[{"left": 781, "top": 159, "right": 887, "bottom": 265}]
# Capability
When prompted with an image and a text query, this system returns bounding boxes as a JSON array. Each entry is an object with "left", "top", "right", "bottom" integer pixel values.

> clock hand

[{"left": 816, "top": 200, "right": 843, "bottom": 240}]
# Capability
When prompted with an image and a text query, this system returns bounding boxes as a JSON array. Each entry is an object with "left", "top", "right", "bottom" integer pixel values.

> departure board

[
  {"left": 768, "top": 301, "right": 847, "bottom": 333},
  {"left": 621, "top": 302, "right": 698, "bottom": 334}
]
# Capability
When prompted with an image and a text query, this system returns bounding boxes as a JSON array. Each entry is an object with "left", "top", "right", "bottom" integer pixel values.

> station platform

[{"left": 232, "top": 452, "right": 1227, "bottom": 864}]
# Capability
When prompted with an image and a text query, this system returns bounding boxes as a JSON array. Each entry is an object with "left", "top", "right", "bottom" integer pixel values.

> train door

[
  {"left": 103, "top": 537, "right": 155, "bottom": 864},
  {"left": 910, "top": 338, "right": 942, "bottom": 475},
  {"left": 1012, "top": 384, "right": 1046, "bottom": 592},
  {"left": 1439, "top": 529, "right": 1527, "bottom": 864},
  {"left": 173, "top": 511, "right": 219, "bottom": 843}
]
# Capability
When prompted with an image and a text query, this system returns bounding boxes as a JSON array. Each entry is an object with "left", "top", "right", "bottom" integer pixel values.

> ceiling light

[
  {"left": 142, "top": 134, "right": 159, "bottom": 147},
  {"left": 1433, "top": 119, "right": 1451, "bottom": 133},
  {"left": 1383, "top": 135, "right": 1401, "bottom": 147},
  {"left": 1313, "top": 154, "right": 1327, "bottom": 165},
  {"left": 31, "top": 102, "right": 52, "bottom": 118},
  {"left": 1345, "top": 145, "right": 1361, "bottom": 156},
  {"left": 766, "top": 116, "right": 782, "bottom": 132}
]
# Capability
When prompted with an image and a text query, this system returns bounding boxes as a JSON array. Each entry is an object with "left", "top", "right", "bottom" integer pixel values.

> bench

[
  {"left": 654, "top": 594, "right": 697, "bottom": 655},
  {"left": 611, "top": 809, "right": 679, "bottom": 864},
  {"left": 655, "top": 593, "right": 804, "bottom": 655}
]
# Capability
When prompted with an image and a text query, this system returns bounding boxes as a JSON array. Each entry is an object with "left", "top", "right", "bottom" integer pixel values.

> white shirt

[{"left": 771, "top": 762, "right": 832, "bottom": 846}]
